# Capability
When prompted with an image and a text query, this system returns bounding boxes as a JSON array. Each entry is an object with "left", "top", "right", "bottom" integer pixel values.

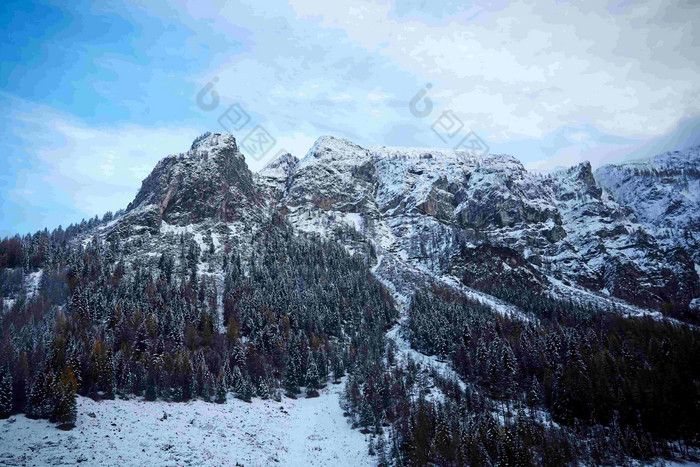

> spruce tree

[
  {"left": 26, "top": 370, "right": 54, "bottom": 419},
  {"left": 215, "top": 373, "right": 227, "bottom": 404},
  {"left": 257, "top": 378, "right": 271, "bottom": 400},
  {"left": 54, "top": 368, "right": 77, "bottom": 429},
  {"left": 0, "top": 366, "right": 12, "bottom": 418},
  {"left": 305, "top": 359, "right": 320, "bottom": 397},
  {"left": 145, "top": 376, "right": 157, "bottom": 401},
  {"left": 283, "top": 362, "right": 300, "bottom": 398}
]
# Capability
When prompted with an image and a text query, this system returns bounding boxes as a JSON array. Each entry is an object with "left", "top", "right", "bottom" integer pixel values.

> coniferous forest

[
  {"left": 1, "top": 212, "right": 699, "bottom": 466},
  {"left": 3, "top": 0, "right": 700, "bottom": 464},
  {"left": 0, "top": 216, "right": 396, "bottom": 426}
]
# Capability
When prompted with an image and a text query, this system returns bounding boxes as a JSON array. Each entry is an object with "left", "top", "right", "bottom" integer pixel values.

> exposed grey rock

[
  {"left": 114, "top": 132, "right": 264, "bottom": 236},
  {"left": 85, "top": 133, "right": 699, "bottom": 319}
]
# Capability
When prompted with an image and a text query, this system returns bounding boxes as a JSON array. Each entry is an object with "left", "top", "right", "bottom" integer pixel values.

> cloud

[
  {"left": 366, "top": 92, "right": 390, "bottom": 102},
  {"left": 0, "top": 94, "right": 202, "bottom": 233},
  {"left": 3, "top": 0, "right": 699, "bottom": 235},
  {"left": 287, "top": 0, "right": 700, "bottom": 141}
]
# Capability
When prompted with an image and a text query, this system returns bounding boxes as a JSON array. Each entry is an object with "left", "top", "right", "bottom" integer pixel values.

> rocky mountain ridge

[
  {"left": 108, "top": 132, "right": 265, "bottom": 238},
  {"left": 91, "top": 132, "right": 700, "bottom": 319}
]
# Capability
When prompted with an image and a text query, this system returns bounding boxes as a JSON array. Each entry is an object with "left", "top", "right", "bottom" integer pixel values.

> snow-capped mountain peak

[{"left": 89, "top": 133, "right": 700, "bottom": 316}]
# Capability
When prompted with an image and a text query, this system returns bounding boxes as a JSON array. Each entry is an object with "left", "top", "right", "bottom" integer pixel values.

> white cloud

[
  {"left": 287, "top": 0, "right": 700, "bottom": 141},
  {"left": 366, "top": 92, "right": 389, "bottom": 102},
  {"left": 7, "top": 97, "right": 201, "bottom": 217},
  {"left": 331, "top": 93, "right": 353, "bottom": 101}
]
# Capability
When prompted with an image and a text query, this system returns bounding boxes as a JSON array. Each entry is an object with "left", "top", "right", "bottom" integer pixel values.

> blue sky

[{"left": 2, "top": 0, "right": 699, "bottom": 237}]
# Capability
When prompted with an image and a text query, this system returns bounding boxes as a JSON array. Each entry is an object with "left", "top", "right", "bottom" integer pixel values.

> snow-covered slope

[
  {"left": 72, "top": 132, "right": 699, "bottom": 324},
  {"left": 0, "top": 382, "right": 370, "bottom": 467},
  {"left": 595, "top": 146, "right": 700, "bottom": 261},
  {"left": 262, "top": 136, "right": 699, "bottom": 315}
]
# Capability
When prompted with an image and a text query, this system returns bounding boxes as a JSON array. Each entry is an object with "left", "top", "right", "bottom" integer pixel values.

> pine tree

[
  {"left": 215, "top": 373, "right": 227, "bottom": 404},
  {"left": 233, "top": 367, "right": 253, "bottom": 402},
  {"left": 54, "top": 368, "right": 77, "bottom": 429},
  {"left": 230, "top": 365, "right": 243, "bottom": 394},
  {"left": 257, "top": 378, "right": 271, "bottom": 400},
  {"left": 432, "top": 411, "right": 453, "bottom": 464},
  {"left": 283, "top": 361, "right": 300, "bottom": 398},
  {"left": 359, "top": 400, "right": 375, "bottom": 432},
  {"left": 239, "top": 376, "right": 254, "bottom": 402},
  {"left": 0, "top": 366, "right": 12, "bottom": 418},
  {"left": 305, "top": 359, "right": 320, "bottom": 397},
  {"left": 331, "top": 354, "right": 344, "bottom": 383},
  {"left": 26, "top": 370, "right": 54, "bottom": 419},
  {"left": 145, "top": 376, "right": 157, "bottom": 401},
  {"left": 377, "top": 434, "right": 389, "bottom": 467},
  {"left": 527, "top": 377, "right": 541, "bottom": 408}
]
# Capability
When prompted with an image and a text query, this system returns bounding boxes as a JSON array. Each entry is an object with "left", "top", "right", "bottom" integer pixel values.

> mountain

[
  {"left": 3, "top": 132, "right": 700, "bottom": 466},
  {"left": 108, "top": 132, "right": 265, "bottom": 238},
  {"left": 86, "top": 132, "right": 699, "bottom": 317},
  {"left": 594, "top": 146, "right": 700, "bottom": 252},
  {"left": 258, "top": 135, "right": 700, "bottom": 317}
]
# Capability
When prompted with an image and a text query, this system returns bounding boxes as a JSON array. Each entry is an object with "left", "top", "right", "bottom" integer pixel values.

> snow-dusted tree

[
  {"left": 145, "top": 376, "right": 157, "bottom": 401},
  {"left": 359, "top": 400, "right": 375, "bottom": 431},
  {"left": 54, "top": 368, "right": 77, "bottom": 428},
  {"left": 215, "top": 372, "right": 227, "bottom": 404},
  {"left": 230, "top": 365, "right": 243, "bottom": 393},
  {"left": 305, "top": 358, "right": 320, "bottom": 396},
  {"left": 0, "top": 365, "right": 12, "bottom": 418},
  {"left": 283, "top": 362, "right": 300, "bottom": 398},
  {"left": 26, "top": 370, "right": 55, "bottom": 419},
  {"left": 257, "top": 377, "right": 271, "bottom": 400}
]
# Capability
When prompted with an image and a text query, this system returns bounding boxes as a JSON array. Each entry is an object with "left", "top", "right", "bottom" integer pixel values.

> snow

[
  {"left": 690, "top": 298, "right": 700, "bottom": 312},
  {"left": 370, "top": 254, "right": 384, "bottom": 274},
  {"left": 189, "top": 132, "right": 242, "bottom": 161},
  {"left": 439, "top": 275, "right": 532, "bottom": 322},
  {"left": 159, "top": 221, "right": 194, "bottom": 236},
  {"left": 25, "top": 269, "right": 43, "bottom": 298},
  {"left": 344, "top": 212, "right": 363, "bottom": 232},
  {"left": 296, "top": 136, "right": 371, "bottom": 172},
  {"left": 96, "top": 217, "right": 120, "bottom": 232},
  {"left": 0, "top": 380, "right": 371, "bottom": 467},
  {"left": 547, "top": 275, "right": 679, "bottom": 322},
  {"left": 386, "top": 323, "right": 466, "bottom": 395},
  {"left": 2, "top": 298, "right": 16, "bottom": 312}
]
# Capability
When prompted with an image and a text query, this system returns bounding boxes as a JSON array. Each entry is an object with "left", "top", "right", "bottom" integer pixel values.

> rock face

[
  {"left": 260, "top": 137, "right": 700, "bottom": 314},
  {"left": 112, "top": 133, "right": 263, "bottom": 236},
  {"left": 95, "top": 132, "right": 700, "bottom": 318},
  {"left": 255, "top": 152, "right": 298, "bottom": 202},
  {"left": 549, "top": 162, "right": 698, "bottom": 309},
  {"left": 594, "top": 147, "right": 700, "bottom": 261}
]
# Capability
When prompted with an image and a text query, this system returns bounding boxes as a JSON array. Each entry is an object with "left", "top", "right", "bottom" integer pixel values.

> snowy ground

[{"left": 0, "top": 380, "right": 372, "bottom": 467}]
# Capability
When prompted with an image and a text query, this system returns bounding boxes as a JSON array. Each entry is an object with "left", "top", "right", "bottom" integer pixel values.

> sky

[{"left": 2, "top": 0, "right": 699, "bottom": 237}]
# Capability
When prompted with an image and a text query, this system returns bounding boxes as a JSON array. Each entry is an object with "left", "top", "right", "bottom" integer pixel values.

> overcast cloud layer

[{"left": 2, "top": 0, "right": 699, "bottom": 236}]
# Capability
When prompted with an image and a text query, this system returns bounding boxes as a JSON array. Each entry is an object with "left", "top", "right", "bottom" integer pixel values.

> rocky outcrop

[
  {"left": 92, "top": 133, "right": 699, "bottom": 319},
  {"left": 111, "top": 133, "right": 264, "bottom": 236},
  {"left": 262, "top": 136, "right": 699, "bottom": 314},
  {"left": 255, "top": 152, "right": 298, "bottom": 202},
  {"left": 595, "top": 146, "right": 700, "bottom": 262}
]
